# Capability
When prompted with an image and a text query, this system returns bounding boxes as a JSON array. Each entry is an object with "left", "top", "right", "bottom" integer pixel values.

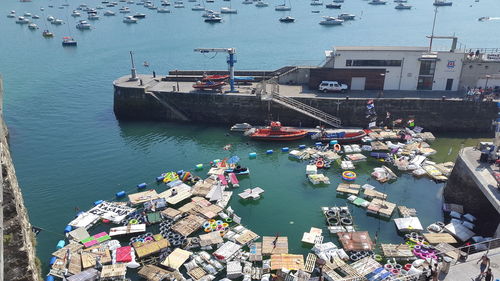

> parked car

[{"left": 318, "top": 80, "right": 348, "bottom": 93}]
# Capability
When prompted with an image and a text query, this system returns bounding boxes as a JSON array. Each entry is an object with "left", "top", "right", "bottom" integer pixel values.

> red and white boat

[
  {"left": 202, "top": 74, "right": 229, "bottom": 82},
  {"left": 247, "top": 121, "right": 308, "bottom": 141},
  {"left": 192, "top": 81, "right": 225, "bottom": 90}
]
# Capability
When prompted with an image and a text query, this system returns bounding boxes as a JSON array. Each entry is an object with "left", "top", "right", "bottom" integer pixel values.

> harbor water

[{"left": 0, "top": 0, "right": 496, "bottom": 276}]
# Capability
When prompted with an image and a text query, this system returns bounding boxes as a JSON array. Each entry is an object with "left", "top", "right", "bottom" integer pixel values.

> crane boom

[{"left": 194, "top": 47, "right": 237, "bottom": 92}]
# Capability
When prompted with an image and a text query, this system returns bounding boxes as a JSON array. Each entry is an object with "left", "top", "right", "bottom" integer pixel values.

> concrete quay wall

[
  {"left": 443, "top": 148, "right": 500, "bottom": 238},
  {"left": 114, "top": 83, "right": 498, "bottom": 133}
]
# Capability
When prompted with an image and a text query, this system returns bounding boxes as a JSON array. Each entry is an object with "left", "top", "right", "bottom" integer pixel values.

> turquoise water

[{"left": 0, "top": 0, "right": 497, "bottom": 277}]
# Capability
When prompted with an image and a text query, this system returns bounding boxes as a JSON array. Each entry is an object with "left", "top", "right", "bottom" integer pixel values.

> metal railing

[{"left": 271, "top": 92, "right": 342, "bottom": 127}]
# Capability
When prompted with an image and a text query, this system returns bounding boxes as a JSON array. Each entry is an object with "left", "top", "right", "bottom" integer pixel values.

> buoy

[
  {"left": 116, "top": 191, "right": 126, "bottom": 198},
  {"left": 137, "top": 183, "right": 147, "bottom": 189},
  {"left": 249, "top": 152, "right": 257, "bottom": 158},
  {"left": 93, "top": 200, "right": 103, "bottom": 206},
  {"left": 49, "top": 256, "right": 57, "bottom": 265},
  {"left": 156, "top": 176, "right": 165, "bottom": 182},
  {"left": 281, "top": 147, "right": 289, "bottom": 152},
  {"left": 64, "top": 225, "right": 72, "bottom": 233},
  {"left": 177, "top": 170, "right": 184, "bottom": 175},
  {"left": 315, "top": 142, "right": 322, "bottom": 146},
  {"left": 56, "top": 240, "right": 65, "bottom": 249},
  {"left": 298, "top": 144, "right": 306, "bottom": 149},
  {"left": 46, "top": 276, "right": 55, "bottom": 281},
  {"left": 213, "top": 159, "right": 221, "bottom": 164},
  {"left": 266, "top": 150, "right": 273, "bottom": 154},
  {"left": 330, "top": 140, "right": 338, "bottom": 145},
  {"left": 195, "top": 164, "right": 203, "bottom": 170}
]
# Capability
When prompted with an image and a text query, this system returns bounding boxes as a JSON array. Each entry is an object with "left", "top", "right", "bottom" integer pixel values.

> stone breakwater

[{"left": 114, "top": 76, "right": 498, "bottom": 133}]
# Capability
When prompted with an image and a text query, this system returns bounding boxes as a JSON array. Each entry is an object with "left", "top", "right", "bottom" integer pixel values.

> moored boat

[
  {"left": 202, "top": 74, "right": 229, "bottom": 81},
  {"left": 325, "top": 3, "right": 341, "bottom": 8},
  {"left": 279, "top": 16, "right": 295, "bottom": 22},
  {"left": 62, "top": 36, "right": 77, "bottom": 46},
  {"left": 192, "top": 81, "right": 225, "bottom": 90},
  {"left": 247, "top": 121, "right": 308, "bottom": 141},
  {"left": 42, "top": 29, "right": 54, "bottom": 37},
  {"left": 311, "top": 129, "right": 368, "bottom": 143}
]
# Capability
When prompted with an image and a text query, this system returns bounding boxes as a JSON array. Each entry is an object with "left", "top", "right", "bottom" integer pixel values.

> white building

[{"left": 323, "top": 46, "right": 466, "bottom": 91}]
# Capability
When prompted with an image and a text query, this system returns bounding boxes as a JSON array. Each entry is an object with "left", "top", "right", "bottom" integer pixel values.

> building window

[
  {"left": 419, "top": 60, "right": 436, "bottom": 76},
  {"left": 347, "top": 60, "right": 402, "bottom": 67}
]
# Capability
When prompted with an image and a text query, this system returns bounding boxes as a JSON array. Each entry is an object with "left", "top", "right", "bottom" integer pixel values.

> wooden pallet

[
  {"left": 304, "top": 253, "right": 317, "bottom": 273},
  {"left": 189, "top": 267, "right": 207, "bottom": 280},
  {"left": 262, "top": 236, "right": 288, "bottom": 255}
]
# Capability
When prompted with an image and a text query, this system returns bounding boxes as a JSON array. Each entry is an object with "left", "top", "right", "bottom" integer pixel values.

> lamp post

[
  {"left": 378, "top": 73, "right": 386, "bottom": 99},
  {"left": 485, "top": 74, "right": 491, "bottom": 89}
]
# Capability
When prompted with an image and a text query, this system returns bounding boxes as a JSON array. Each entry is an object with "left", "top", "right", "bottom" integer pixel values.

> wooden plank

[
  {"left": 270, "top": 254, "right": 304, "bottom": 271},
  {"left": 423, "top": 233, "right": 458, "bottom": 244},
  {"left": 262, "top": 236, "right": 288, "bottom": 255},
  {"left": 337, "top": 231, "right": 374, "bottom": 251},
  {"left": 100, "top": 264, "right": 127, "bottom": 278},
  {"left": 235, "top": 229, "right": 259, "bottom": 245},
  {"left": 336, "top": 183, "right": 361, "bottom": 195},
  {"left": 304, "top": 253, "right": 317, "bottom": 273},
  {"left": 161, "top": 248, "right": 192, "bottom": 270},
  {"left": 68, "top": 253, "right": 82, "bottom": 275},
  {"left": 137, "top": 265, "right": 177, "bottom": 281},
  {"left": 363, "top": 188, "right": 387, "bottom": 200},
  {"left": 171, "top": 214, "right": 205, "bottom": 237},
  {"left": 381, "top": 244, "right": 413, "bottom": 258}
]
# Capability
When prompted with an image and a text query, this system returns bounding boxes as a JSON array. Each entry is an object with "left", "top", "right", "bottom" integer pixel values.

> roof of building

[{"left": 334, "top": 46, "right": 429, "bottom": 52}]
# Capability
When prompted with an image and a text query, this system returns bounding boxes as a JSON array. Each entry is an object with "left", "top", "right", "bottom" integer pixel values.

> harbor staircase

[
  {"left": 259, "top": 80, "right": 342, "bottom": 128},
  {"left": 144, "top": 80, "right": 190, "bottom": 122}
]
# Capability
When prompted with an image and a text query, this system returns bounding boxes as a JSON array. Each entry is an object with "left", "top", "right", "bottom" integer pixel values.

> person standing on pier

[{"left": 477, "top": 254, "right": 490, "bottom": 278}]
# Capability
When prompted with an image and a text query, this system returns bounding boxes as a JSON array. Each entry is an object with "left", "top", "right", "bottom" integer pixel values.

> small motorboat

[
  {"left": 312, "top": 10, "right": 320, "bottom": 13},
  {"left": 230, "top": 123, "right": 253, "bottom": 131},
  {"left": 433, "top": 0, "right": 452, "bottom": 6},
  {"left": 123, "top": 15, "right": 138, "bottom": 23},
  {"left": 225, "top": 166, "right": 250, "bottom": 175},
  {"left": 279, "top": 16, "right": 295, "bottom": 22},
  {"left": 148, "top": 5, "right": 158, "bottom": 9},
  {"left": 247, "top": 121, "right": 308, "bottom": 141},
  {"left": 202, "top": 74, "right": 229, "bottom": 81},
  {"left": 368, "top": 0, "right": 386, "bottom": 4},
  {"left": 394, "top": 0, "right": 407, "bottom": 2},
  {"left": 478, "top": 16, "right": 490, "bottom": 21},
  {"left": 192, "top": 81, "right": 225, "bottom": 90},
  {"left": 338, "top": 13, "right": 355, "bottom": 20},
  {"left": 204, "top": 14, "right": 222, "bottom": 22},
  {"left": 96, "top": 5, "right": 105, "bottom": 9},
  {"left": 133, "top": 13, "right": 146, "bottom": 18},
  {"left": 7, "top": 11, "right": 16, "bottom": 18},
  {"left": 42, "top": 30, "right": 54, "bottom": 37},
  {"left": 62, "top": 36, "right": 77, "bottom": 46},
  {"left": 76, "top": 20, "right": 91, "bottom": 29},
  {"left": 220, "top": 7, "right": 237, "bottom": 13},
  {"left": 325, "top": 3, "right": 341, "bottom": 8},
  {"left": 104, "top": 10, "right": 116, "bottom": 15},
  {"left": 311, "top": 0, "right": 323, "bottom": 5},
  {"left": 311, "top": 129, "right": 368, "bottom": 143},
  {"left": 202, "top": 10, "right": 219, "bottom": 17},
  {"left": 157, "top": 8, "right": 171, "bottom": 12},
  {"left": 242, "top": 0, "right": 253, "bottom": 3},
  {"left": 28, "top": 23, "right": 38, "bottom": 29},
  {"left": 119, "top": 7, "right": 131, "bottom": 13},
  {"left": 395, "top": 3, "right": 412, "bottom": 9},
  {"left": 88, "top": 13, "right": 100, "bottom": 20},
  {"left": 319, "top": 16, "right": 343, "bottom": 25},
  {"left": 47, "top": 16, "right": 55, "bottom": 21},
  {"left": 333, "top": 0, "right": 344, "bottom": 2},
  {"left": 15, "top": 16, "right": 30, "bottom": 24},
  {"left": 275, "top": 4, "right": 291, "bottom": 11},
  {"left": 255, "top": 1, "right": 269, "bottom": 7},
  {"left": 161, "top": 0, "right": 171, "bottom": 5}
]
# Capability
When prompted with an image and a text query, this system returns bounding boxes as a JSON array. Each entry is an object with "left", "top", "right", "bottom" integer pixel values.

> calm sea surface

[{"left": 0, "top": 0, "right": 497, "bottom": 276}]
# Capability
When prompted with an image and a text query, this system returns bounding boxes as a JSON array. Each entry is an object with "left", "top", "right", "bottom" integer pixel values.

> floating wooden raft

[
  {"left": 350, "top": 256, "right": 381, "bottom": 276},
  {"left": 191, "top": 180, "right": 214, "bottom": 197},
  {"left": 109, "top": 224, "right": 146, "bottom": 237},
  {"left": 381, "top": 244, "right": 414, "bottom": 258},
  {"left": 304, "top": 253, "right": 317, "bottom": 273},
  {"left": 235, "top": 229, "right": 260, "bottom": 245},
  {"left": 137, "top": 265, "right": 183, "bottom": 281},
  {"left": 100, "top": 264, "right": 127, "bottom": 279},
  {"left": 161, "top": 248, "right": 192, "bottom": 270},
  {"left": 327, "top": 256, "right": 364, "bottom": 280},
  {"left": 249, "top": 242, "right": 262, "bottom": 262},
  {"left": 336, "top": 183, "right": 361, "bottom": 195},
  {"left": 423, "top": 233, "right": 457, "bottom": 244},
  {"left": 161, "top": 207, "right": 182, "bottom": 220},
  {"left": 81, "top": 245, "right": 112, "bottom": 269},
  {"left": 189, "top": 267, "right": 207, "bottom": 280},
  {"left": 363, "top": 188, "right": 387, "bottom": 200},
  {"left": 367, "top": 198, "right": 396, "bottom": 218},
  {"left": 68, "top": 253, "right": 82, "bottom": 275},
  {"left": 337, "top": 231, "right": 374, "bottom": 251},
  {"left": 262, "top": 236, "right": 289, "bottom": 255},
  {"left": 52, "top": 242, "right": 84, "bottom": 259},
  {"left": 199, "top": 231, "right": 224, "bottom": 247},
  {"left": 270, "top": 254, "right": 304, "bottom": 271},
  {"left": 171, "top": 214, "right": 205, "bottom": 236},
  {"left": 133, "top": 235, "right": 170, "bottom": 259},
  {"left": 371, "top": 141, "right": 389, "bottom": 151},
  {"left": 128, "top": 190, "right": 160, "bottom": 205},
  {"left": 301, "top": 227, "right": 323, "bottom": 245},
  {"left": 398, "top": 205, "right": 417, "bottom": 217}
]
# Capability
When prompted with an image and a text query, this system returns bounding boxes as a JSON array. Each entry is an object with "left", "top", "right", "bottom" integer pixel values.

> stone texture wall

[
  {"left": 443, "top": 153, "right": 500, "bottom": 237},
  {"left": 2, "top": 121, "right": 41, "bottom": 281},
  {"left": 114, "top": 85, "right": 498, "bottom": 133}
]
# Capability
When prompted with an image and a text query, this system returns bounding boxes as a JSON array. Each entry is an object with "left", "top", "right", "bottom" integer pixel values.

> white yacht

[
  {"left": 47, "top": 16, "right": 55, "bottom": 21},
  {"left": 104, "top": 10, "right": 116, "bottom": 15},
  {"left": 96, "top": 6, "right": 104, "bottom": 9},
  {"left": 368, "top": 0, "right": 386, "bottom": 4},
  {"left": 32, "top": 14, "right": 40, "bottom": 19},
  {"left": 24, "top": 12, "right": 32, "bottom": 17},
  {"left": 72, "top": 10, "right": 82, "bottom": 16},
  {"left": 337, "top": 13, "right": 354, "bottom": 20},
  {"left": 242, "top": 0, "right": 253, "bottom": 4},
  {"left": 127, "top": 0, "right": 135, "bottom": 3},
  {"left": 51, "top": 19, "right": 64, "bottom": 25},
  {"left": 88, "top": 13, "right": 100, "bottom": 20},
  {"left": 28, "top": 23, "right": 38, "bottom": 29},
  {"left": 319, "top": 16, "right": 343, "bottom": 25},
  {"left": 123, "top": 15, "right": 138, "bottom": 22},
  {"left": 119, "top": 6, "right": 131, "bottom": 12},
  {"left": 220, "top": 7, "right": 237, "bottom": 13},
  {"left": 7, "top": 11, "right": 16, "bottom": 18},
  {"left": 255, "top": 1, "right": 268, "bottom": 7},
  {"left": 192, "top": 4, "right": 205, "bottom": 10},
  {"left": 157, "top": 7, "right": 171, "bottom": 12},
  {"left": 76, "top": 20, "right": 92, "bottom": 29},
  {"left": 174, "top": 3, "right": 185, "bottom": 7},
  {"left": 15, "top": 16, "right": 30, "bottom": 24},
  {"left": 332, "top": 0, "right": 343, "bottom": 2},
  {"left": 275, "top": 4, "right": 291, "bottom": 11},
  {"left": 311, "top": 0, "right": 323, "bottom": 5}
]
